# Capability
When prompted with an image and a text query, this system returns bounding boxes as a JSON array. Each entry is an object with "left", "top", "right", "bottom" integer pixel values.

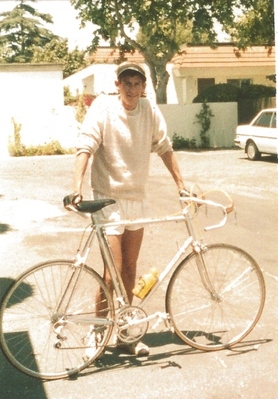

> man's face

[{"left": 116, "top": 75, "right": 146, "bottom": 110}]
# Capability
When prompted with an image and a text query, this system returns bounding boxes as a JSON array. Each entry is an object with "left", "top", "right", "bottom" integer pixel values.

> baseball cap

[{"left": 116, "top": 62, "right": 146, "bottom": 80}]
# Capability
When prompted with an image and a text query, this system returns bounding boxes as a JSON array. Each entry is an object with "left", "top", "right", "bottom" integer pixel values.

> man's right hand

[{"left": 63, "top": 192, "right": 83, "bottom": 211}]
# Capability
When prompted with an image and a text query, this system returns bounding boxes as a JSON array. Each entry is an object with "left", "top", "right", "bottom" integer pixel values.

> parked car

[{"left": 234, "top": 108, "right": 277, "bottom": 160}]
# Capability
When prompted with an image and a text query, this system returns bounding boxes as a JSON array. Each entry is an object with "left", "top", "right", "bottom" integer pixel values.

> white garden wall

[
  {"left": 1, "top": 102, "right": 238, "bottom": 158},
  {"left": 159, "top": 102, "right": 238, "bottom": 147}
]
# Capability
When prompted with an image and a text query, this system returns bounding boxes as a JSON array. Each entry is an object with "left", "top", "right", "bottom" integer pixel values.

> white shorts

[{"left": 92, "top": 191, "right": 145, "bottom": 235}]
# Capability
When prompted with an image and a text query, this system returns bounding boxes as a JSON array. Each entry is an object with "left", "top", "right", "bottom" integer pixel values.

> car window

[
  {"left": 271, "top": 112, "right": 276, "bottom": 128},
  {"left": 254, "top": 112, "right": 272, "bottom": 127}
]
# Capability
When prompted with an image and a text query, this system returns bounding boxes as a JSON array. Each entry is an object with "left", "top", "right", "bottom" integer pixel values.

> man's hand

[
  {"left": 179, "top": 189, "right": 191, "bottom": 197},
  {"left": 63, "top": 192, "right": 83, "bottom": 211}
]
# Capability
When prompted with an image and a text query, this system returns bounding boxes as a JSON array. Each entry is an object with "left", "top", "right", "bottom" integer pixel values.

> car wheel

[{"left": 246, "top": 141, "right": 261, "bottom": 161}]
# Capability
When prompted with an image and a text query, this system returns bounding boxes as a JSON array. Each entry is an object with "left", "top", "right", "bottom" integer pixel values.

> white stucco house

[
  {"left": 63, "top": 45, "right": 276, "bottom": 105},
  {"left": 0, "top": 63, "right": 79, "bottom": 155},
  {"left": 0, "top": 63, "right": 64, "bottom": 113}
]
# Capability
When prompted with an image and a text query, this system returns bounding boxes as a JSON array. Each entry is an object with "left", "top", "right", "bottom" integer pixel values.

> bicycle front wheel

[
  {"left": 0, "top": 260, "right": 114, "bottom": 380},
  {"left": 166, "top": 244, "right": 265, "bottom": 351}
]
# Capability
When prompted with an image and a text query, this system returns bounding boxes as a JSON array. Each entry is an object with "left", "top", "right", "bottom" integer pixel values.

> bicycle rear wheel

[
  {"left": 0, "top": 260, "right": 114, "bottom": 380},
  {"left": 166, "top": 244, "right": 265, "bottom": 351}
]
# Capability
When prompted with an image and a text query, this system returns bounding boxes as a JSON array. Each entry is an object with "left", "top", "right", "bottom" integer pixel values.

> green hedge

[{"left": 193, "top": 83, "right": 276, "bottom": 103}]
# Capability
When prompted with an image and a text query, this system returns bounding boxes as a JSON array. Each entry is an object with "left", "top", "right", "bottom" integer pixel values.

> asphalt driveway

[{"left": 0, "top": 150, "right": 277, "bottom": 399}]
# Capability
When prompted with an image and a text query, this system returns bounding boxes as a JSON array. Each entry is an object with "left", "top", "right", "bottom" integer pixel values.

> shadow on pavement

[
  {"left": 0, "top": 279, "right": 47, "bottom": 399},
  {"left": 0, "top": 278, "right": 15, "bottom": 304},
  {"left": 76, "top": 331, "right": 272, "bottom": 380},
  {"left": 0, "top": 278, "right": 33, "bottom": 305},
  {"left": 0, "top": 223, "right": 13, "bottom": 235},
  {"left": 0, "top": 348, "right": 48, "bottom": 399},
  {"left": 240, "top": 154, "right": 278, "bottom": 164}
]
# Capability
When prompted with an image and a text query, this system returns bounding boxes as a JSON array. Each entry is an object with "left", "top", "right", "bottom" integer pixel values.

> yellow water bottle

[{"left": 132, "top": 267, "right": 158, "bottom": 299}]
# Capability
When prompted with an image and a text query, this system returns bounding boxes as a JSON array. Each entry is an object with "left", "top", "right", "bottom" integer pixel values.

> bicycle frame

[
  {"left": 95, "top": 213, "right": 194, "bottom": 310},
  {"left": 74, "top": 196, "right": 229, "bottom": 314}
]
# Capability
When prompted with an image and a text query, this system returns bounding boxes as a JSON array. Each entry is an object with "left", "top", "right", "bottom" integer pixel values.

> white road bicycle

[{"left": 0, "top": 188, "right": 265, "bottom": 380}]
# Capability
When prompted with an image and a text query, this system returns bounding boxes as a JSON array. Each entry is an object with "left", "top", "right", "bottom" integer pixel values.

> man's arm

[
  {"left": 73, "top": 152, "right": 90, "bottom": 199},
  {"left": 160, "top": 151, "right": 188, "bottom": 194}
]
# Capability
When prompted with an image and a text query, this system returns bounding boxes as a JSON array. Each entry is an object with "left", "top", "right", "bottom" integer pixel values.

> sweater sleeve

[
  {"left": 150, "top": 104, "right": 173, "bottom": 156},
  {"left": 76, "top": 95, "right": 105, "bottom": 155}
]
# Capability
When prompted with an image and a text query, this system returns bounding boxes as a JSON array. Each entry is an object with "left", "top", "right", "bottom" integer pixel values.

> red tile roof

[
  {"left": 88, "top": 47, "right": 145, "bottom": 64},
  {"left": 172, "top": 45, "right": 275, "bottom": 68},
  {"left": 89, "top": 45, "right": 275, "bottom": 69}
]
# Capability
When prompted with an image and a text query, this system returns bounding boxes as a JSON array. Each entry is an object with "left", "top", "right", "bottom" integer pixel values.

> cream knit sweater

[{"left": 76, "top": 94, "right": 173, "bottom": 201}]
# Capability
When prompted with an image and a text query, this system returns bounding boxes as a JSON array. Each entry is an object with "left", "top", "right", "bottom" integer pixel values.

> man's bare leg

[{"left": 96, "top": 228, "right": 144, "bottom": 313}]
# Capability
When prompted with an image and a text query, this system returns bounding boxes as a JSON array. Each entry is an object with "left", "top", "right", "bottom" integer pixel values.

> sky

[{"left": 0, "top": 0, "right": 95, "bottom": 49}]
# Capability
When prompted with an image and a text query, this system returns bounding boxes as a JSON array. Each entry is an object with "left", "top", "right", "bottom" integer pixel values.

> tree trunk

[
  {"left": 145, "top": 59, "right": 169, "bottom": 104},
  {"left": 155, "top": 67, "right": 169, "bottom": 104}
]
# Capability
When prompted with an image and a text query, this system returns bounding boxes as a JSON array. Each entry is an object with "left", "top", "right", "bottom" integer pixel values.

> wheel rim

[
  {"left": 166, "top": 244, "right": 265, "bottom": 351},
  {"left": 247, "top": 143, "right": 256, "bottom": 159},
  {"left": 0, "top": 260, "right": 114, "bottom": 379}
]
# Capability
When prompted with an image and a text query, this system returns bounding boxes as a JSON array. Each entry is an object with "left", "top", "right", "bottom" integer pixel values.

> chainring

[{"left": 115, "top": 306, "right": 149, "bottom": 344}]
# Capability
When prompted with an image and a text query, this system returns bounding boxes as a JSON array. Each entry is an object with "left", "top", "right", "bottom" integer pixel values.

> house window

[
  {"left": 227, "top": 79, "right": 252, "bottom": 88},
  {"left": 197, "top": 78, "right": 215, "bottom": 95}
]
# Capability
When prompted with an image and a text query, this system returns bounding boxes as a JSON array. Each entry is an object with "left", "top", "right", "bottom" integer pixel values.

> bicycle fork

[{"left": 192, "top": 241, "right": 222, "bottom": 302}]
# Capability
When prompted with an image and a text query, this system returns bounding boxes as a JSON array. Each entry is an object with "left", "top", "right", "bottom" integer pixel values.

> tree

[
  {"left": 0, "top": 0, "right": 87, "bottom": 77},
  {"left": 71, "top": 0, "right": 264, "bottom": 104},
  {"left": 227, "top": 0, "right": 274, "bottom": 48},
  {"left": 0, "top": 0, "right": 56, "bottom": 62},
  {"left": 31, "top": 38, "right": 88, "bottom": 78}
]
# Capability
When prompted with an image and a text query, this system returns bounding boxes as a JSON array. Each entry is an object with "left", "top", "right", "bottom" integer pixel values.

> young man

[{"left": 71, "top": 62, "right": 189, "bottom": 356}]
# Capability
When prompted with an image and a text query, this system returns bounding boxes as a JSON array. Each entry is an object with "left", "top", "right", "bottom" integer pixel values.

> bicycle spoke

[
  {"left": 0, "top": 260, "right": 114, "bottom": 379},
  {"left": 166, "top": 244, "right": 265, "bottom": 351}
]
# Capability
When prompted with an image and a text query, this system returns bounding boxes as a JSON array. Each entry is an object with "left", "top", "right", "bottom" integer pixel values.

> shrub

[
  {"left": 239, "top": 84, "right": 276, "bottom": 99},
  {"left": 24, "top": 141, "right": 68, "bottom": 156},
  {"left": 8, "top": 120, "right": 74, "bottom": 157},
  {"left": 9, "top": 140, "right": 74, "bottom": 157},
  {"left": 8, "top": 118, "right": 26, "bottom": 156},
  {"left": 67, "top": 92, "right": 96, "bottom": 123},
  {"left": 64, "top": 86, "right": 76, "bottom": 105},
  {"left": 193, "top": 84, "right": 240, "bottom": 103},
  {"left": 193, "top": 83, "right": 276, "bottom": 103},
  {"left": 172, "top": 133, "right": 197, "bottom": 150},
  {"left": 195, "top": 102, "right": 214, "bottom": 148}
]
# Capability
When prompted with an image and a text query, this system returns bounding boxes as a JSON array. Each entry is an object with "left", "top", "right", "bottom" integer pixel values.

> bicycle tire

[
  {"left": 0, "top": 260, "right": 114, "bottom": 380},
  {"left": 166, "top": 244, "right": 265, "bottom": 351}
]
